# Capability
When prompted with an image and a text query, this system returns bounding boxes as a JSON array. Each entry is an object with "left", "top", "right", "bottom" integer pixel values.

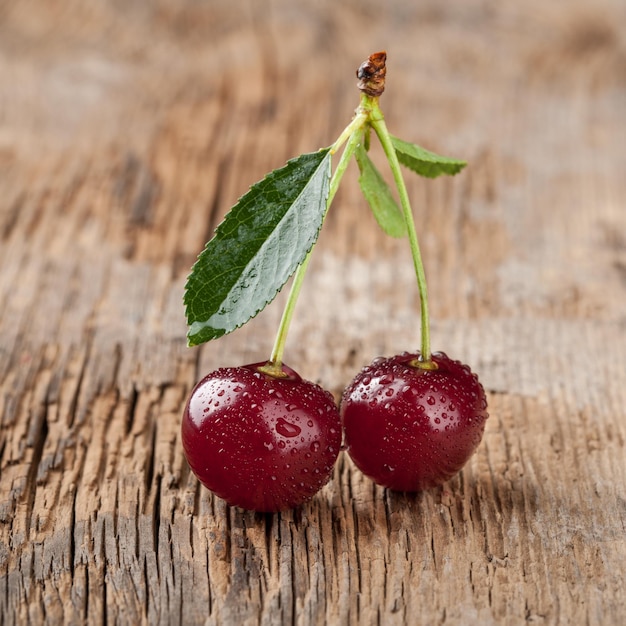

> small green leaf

[
  {"left": 390, "top": 135, "right": 466, "bottom": 178},
  {"left": 184, "top": 148, "right": 332, "bottom": 346},
  {"left": 355, "top": 145, "right": 407, "bottom": 238}
]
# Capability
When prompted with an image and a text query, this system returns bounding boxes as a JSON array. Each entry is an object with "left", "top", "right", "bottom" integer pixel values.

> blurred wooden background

[{"left": 1, "top": 1, "right": 625, "bottom": 624}]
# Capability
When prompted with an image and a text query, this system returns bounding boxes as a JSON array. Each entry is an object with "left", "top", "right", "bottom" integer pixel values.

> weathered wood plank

[{"left": 1, "top": 0, "right": 626, "bottom": 624}]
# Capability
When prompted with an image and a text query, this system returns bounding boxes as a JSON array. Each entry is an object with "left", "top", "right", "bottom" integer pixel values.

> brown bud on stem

[{"left": 356, "top": 51, "right": 387, "bottom": 97}]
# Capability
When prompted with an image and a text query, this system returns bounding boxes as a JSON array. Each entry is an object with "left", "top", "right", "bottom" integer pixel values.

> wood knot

[{"left": 356, "top": 51, "right": 387, "bottom": 97}]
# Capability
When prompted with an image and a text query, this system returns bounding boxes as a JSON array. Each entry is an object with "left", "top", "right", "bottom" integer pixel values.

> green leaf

[
  {"left": 355, "top": 145, "right": 407, "bottom": 238},
  {"left": 184, "top": 148, "right": 332, "bottom": 346},
  {"left": 390, "top": 135, "right": 466, "bottom": 178}
]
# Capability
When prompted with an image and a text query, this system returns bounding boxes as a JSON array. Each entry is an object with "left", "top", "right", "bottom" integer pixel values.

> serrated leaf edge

[
  {"left": 390, "top": 135, "right": 467, "bottom": 178},
  {"left": 184, "top": 148, "right": 332, "bottom": 346}
]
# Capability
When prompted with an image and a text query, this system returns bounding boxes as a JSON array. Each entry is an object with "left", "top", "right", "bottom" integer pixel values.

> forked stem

[{"left": 263, "top": 52, "right": 436, "bottom": 376}]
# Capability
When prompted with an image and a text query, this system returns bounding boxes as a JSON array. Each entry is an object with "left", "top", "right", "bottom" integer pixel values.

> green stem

[
  {"left": 261, "top": 125, "right": 365, "bottom": 376},
  {"left": 368, "top": 100, "right": 434, "bottom": 366},
  {"left": 331, "top": 109, "right": 368, "bottom": 154},
  {"left": 260, "top": 251, "right": 313, "bottom": 377}
]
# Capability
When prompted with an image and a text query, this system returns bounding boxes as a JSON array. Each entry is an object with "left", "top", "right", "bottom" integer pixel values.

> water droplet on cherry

[
  {"left": 276, "top": 417, "right": 301, "bottom": 438},
  {"left": 380, "top": 373, "right": 394, "bottom": 385}
]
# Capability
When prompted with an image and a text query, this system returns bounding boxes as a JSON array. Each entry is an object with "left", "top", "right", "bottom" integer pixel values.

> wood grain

[{"left": 1, "top": 1, "right": 625, "bottom": 624}]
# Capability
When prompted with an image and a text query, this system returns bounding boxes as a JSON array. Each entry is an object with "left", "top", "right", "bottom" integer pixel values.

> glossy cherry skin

[
  {"left": 181, "top": 362, "right": 341, "bottom": 512},
  {"left": 340, "top": 352, "right": 488, "bottom": 491}
]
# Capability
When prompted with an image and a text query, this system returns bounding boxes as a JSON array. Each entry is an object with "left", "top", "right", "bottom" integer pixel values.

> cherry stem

[
  {"left": 364, "top": 95, "right": 433, "bottom": 365},
  {"left": 331, "top": 109, "right": 368, "bottom": 155},
  {"left": 264, "top": 82, "right": 435, "bottom": 374},
  {"left": 264, "top": 121, "right": 366, "bottom": 375}
]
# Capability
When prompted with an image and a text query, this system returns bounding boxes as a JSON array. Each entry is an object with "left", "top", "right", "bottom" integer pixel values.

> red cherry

[
  {"left": 181, "top": 362, "right": 341, "bottom": 512},
  {"left": 340, "top": 352, "right": 488, "bottom": 491}
]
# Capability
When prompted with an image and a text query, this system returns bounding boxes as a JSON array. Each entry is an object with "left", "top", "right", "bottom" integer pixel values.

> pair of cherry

[
  {"left": 182, "top": 52, "right": 490, "bottom": 512},
  {"left": 181, "top": 350, "right": 488, "bottom": 512}
]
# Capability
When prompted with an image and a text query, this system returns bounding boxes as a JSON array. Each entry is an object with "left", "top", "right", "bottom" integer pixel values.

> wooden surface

[{"left": 1, "top": 1, "right": 626, "bottom": 624}]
